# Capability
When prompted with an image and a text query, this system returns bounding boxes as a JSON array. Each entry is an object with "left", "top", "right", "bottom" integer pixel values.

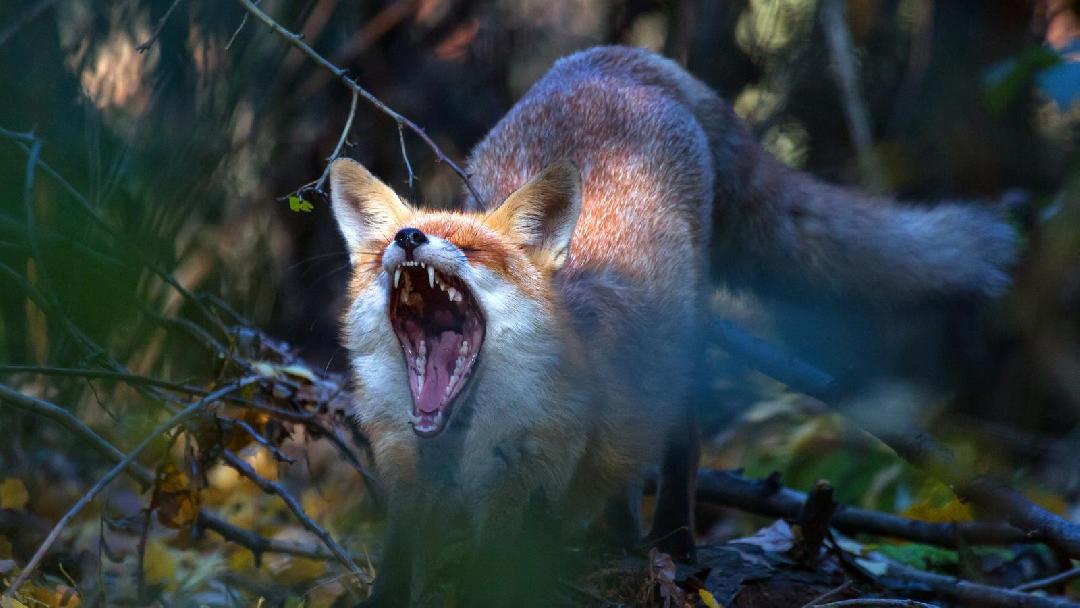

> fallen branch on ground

[
  {"left": 879, "top": 560, "right": 1080, "bottom": 608},
  {"left": 711, "top": 316, "right": 1080, "bottom": 561},
  {"left": 691, "top": 469, "right": 1035, "bottom": 548}
]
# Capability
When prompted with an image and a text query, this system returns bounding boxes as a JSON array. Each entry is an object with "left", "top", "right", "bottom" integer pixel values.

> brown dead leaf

[{"left": 152, "top": 463, "right": 202, "bottom": 529}]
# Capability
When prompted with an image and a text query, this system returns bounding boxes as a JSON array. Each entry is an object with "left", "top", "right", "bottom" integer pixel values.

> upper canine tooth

[
  {"left": 427, "top": 266, "right": 435, "bottom": 288},
  {"left": 393, "top": 268, "right": 401, "bottom": 288}
]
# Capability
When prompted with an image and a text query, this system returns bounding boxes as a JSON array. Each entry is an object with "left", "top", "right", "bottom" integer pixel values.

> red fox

[{"left": 329, "top": 46, "right": 1016, "bottom": 605}]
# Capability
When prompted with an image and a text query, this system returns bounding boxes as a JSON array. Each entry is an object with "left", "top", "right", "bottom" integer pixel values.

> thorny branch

[{"left": 232, "top": 0, "right": 484, "bottom": 205}]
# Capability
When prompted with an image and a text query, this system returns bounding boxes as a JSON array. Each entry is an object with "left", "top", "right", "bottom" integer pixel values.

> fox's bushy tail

[{"left": 631, "top": 47, "right": 1018, "bottom": 301}]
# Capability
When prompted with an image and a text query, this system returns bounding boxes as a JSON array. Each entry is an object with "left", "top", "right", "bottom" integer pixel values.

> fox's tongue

[{"left": 415, "top": 330, "right": 462, "bottom": 414}]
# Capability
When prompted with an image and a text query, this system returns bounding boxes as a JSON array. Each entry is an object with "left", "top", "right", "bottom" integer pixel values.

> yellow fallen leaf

[
  {"left": 901, "top": 495, "right": 972, "bottom": 523},
  {"left": 280, "top": 364, "right": 318, "bottom": 383},
  {"left": 143, "top": 541, "right": 178, "bottom": 588},
  {"left": 699, "top": 589, "right": 723, "bottom": 608},
  {"left": 1, "top": 597, "right": 30, "bottom": 608},
  {"left": 0, "top": 478, "right": 29, "bottom": 510}
]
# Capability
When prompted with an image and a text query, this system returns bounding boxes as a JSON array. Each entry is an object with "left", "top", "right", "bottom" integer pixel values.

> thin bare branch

[
  {"left": 0, "top": 364, "right": 205, "bottom": 395},
  {"left": 820, "top": 0, "right": 885, "bottom": 192},
  {"left": 197, "top": 512, "right": 338, "bottom": 563},
  {"left": 222, "top": 416, "right": 296, "bottom": 463},
  {"left": 0, "top": 0, "right": 60, "bottom": 48},
  {"left": 299, "top": 87, "right": 360, "bottom": 198},
  {"left": 882, "top": 560, "right": 1080, "bottom": 608},
  {"left": 222, "top": 450, "right": 370, "bottom": 585},
  {"left": 3, "top": 378, "right": 257, "bottom": 597},
  {"left": 136, "top": 0, "right": 185, "bottom": 53},
  {"left": 813, "top": 600, "right": 938, "bottom": 608},
  {"left": 233, "top": 0, "right": 484, "bottom": 205},
  {"left": 1014, "top": 565, "right": 1080, "bottom": 593},
  {"left": 398, "top": 123, "right": 415, "bottom": 188},
  {"left": 0, "top": 381, "right": 360, "bottom": 573},
  {"left": 0, "top": 382, "right": 140, "bottom": 482}
]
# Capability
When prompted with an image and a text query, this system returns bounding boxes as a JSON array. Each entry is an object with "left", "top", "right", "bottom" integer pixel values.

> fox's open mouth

[{"left": 388, "top": 261, "right": 484, "bottom": 437}]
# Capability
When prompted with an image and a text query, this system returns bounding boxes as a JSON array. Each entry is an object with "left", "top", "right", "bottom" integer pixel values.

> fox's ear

[
  {"left": 329, "top": 158, "right": 412, "bottom": 262},
  {"left": 484, "top": 161, "right": 582, "bottom": 269}
]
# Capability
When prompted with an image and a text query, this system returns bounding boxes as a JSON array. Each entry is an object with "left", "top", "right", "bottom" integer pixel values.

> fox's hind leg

[{"left": 643, "top": 405, "right": 700, "bottom": 563}]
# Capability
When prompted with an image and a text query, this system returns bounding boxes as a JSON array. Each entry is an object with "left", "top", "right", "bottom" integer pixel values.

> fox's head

[{"left": 329, "top": 158, "right": 582, "bottom": 438}]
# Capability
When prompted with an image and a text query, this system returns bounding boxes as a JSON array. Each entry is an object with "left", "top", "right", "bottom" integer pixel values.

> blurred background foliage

[{"left": 1, "top": 0, "right": 1080, "bottom": 605}]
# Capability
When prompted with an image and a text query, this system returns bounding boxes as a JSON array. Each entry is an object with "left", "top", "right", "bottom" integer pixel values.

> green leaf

[{"left": 288, "top": 195, "right": 314, "bottom": 213}]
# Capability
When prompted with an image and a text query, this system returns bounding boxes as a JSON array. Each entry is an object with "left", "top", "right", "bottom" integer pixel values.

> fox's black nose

[{"left": 394, "top": 227, "right": 428, "bottom": 253}]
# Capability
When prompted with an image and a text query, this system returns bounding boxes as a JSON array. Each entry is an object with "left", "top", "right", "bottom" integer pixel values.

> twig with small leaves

[{"left": 233, "top": 0, "right": 483, "bottom": 204}]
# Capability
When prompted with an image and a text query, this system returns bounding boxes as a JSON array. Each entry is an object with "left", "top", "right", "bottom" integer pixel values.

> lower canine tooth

[{"left": 427, "top": 266, "right": 435, "bottom": 288}]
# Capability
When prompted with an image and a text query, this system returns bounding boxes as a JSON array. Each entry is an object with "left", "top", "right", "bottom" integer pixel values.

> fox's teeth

[
  {"left": 447, "top": 287, "right": 458, "bottom": 302},
  {"left": 393, "top": 268, "right": 401, "bottom": 288},
  {"left": 460, "top": 340, "right": 469, "bottom": 355},
  {"left": 427, "top": 265, "right": 435, "bottom": 288},
  {"left": 419, "top": 340, "right": 426, "bottom": 356}
]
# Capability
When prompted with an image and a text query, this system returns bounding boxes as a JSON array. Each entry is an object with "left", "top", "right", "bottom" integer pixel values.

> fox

[{"left": 328, "top": 46, "right": 1016, "bottom": 605}]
